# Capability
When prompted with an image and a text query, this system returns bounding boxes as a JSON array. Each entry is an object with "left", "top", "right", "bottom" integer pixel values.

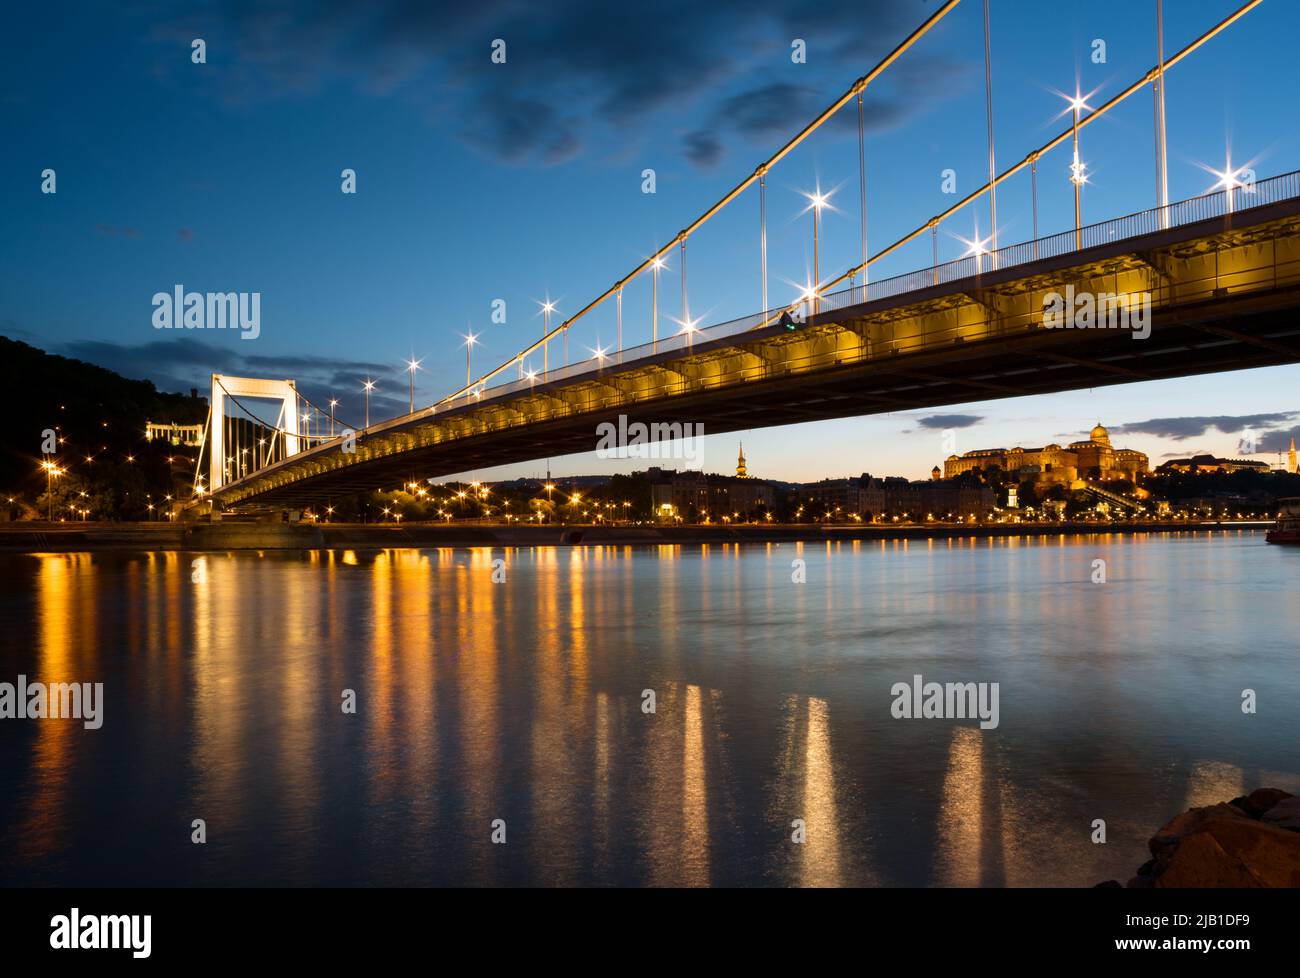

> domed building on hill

[{"left": 943, "top": 422, "right": 1148, "bottom": 486}]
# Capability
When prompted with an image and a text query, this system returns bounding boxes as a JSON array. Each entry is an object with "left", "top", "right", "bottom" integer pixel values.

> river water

[{"left": 1, "top": 530, "right": 1297, "bottom": 886}]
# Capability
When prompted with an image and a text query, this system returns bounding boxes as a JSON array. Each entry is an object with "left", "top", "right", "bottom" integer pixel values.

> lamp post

[
  {"left": 802, "top": 189, "right": 831, "bottom": 316},
  {"left": 405, "top": 358, "right": 422, "bottom": 413},
  {"left": 329, "top": 398, "right": 338, "bottom": 437},
  {"left": 651, "top": 257, "right": 665, "bottom": 352},
  {"left": 41, "top": 460, "right": 62, "bottom": 521},
  {"left": 678, "top": 315, "right": 700, "bottom": 350},
  {"left": 1154, "top": 0, "right": 1169, "bottom": 226},
  {"left": 461, "top": 333, "right": 478, "bottom": 386},
  {"left": 362, "top": 379, "right": 375, "bottom": 429},
  {"left": 540, "top": 301, "right": 554, "bottom": 375},
  {"left": 1213, "top": 157, "right": 1245, "bottom": 214},
  {"left": 962, "top": 231, "right": 991, "bottom": 276},
  {"left": 1065, "top": 91, "right": 1089, "bottom": 249}
]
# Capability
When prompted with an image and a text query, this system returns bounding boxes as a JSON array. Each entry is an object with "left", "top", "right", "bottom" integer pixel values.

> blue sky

[{"left": 3, "top": 0, "right": 1298, "bottom": 481}]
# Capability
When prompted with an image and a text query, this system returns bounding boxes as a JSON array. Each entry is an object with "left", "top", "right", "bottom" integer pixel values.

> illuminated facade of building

[
  {"left": 144, "top": 421, "right": 204, "bottom": 447},
  {"left": 647, "top": 466, "right": 773, "bottom": 519},
  {"left": 797, "top": 475, "right": 996, "bottom": 519},
  {"left": 1157, "top": 454, "right": 1271, "bottom": 474},
  {"left": 943, "top": 423, "right": 1148, "bottom": 485}
]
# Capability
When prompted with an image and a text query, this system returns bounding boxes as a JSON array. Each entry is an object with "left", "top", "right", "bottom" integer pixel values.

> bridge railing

[
  {"left": 461, "top": 170, "right": 1300, "bottom": 410},
  {"left": 472, "top": 306, "right": 788, "bottom": 403},
  {"left": 819, "top": 169, "right": 1300, "bottom": 314}
]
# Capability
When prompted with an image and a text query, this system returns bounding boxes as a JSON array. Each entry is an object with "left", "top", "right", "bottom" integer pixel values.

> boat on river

[{"left": 1265, "top": 497, "right": 1300, "bottom": 544}]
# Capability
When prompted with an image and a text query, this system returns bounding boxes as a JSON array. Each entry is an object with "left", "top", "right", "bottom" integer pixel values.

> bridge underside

[{"left": 208, "top": 199, "right": 1300, "bottom": 509}]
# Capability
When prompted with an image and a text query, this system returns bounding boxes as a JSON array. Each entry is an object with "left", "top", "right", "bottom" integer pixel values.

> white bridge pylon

[{"left": 209, "top": 374, "right": 300, "bottom": 492}]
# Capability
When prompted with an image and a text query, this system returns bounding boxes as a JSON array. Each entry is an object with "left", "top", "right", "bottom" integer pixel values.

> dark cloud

[
  {"left": 917, "top": 413, "right": 982, "bottom": 429},
  {"left": 682, "top": 55, "right": 972, "bottom": 167},
  {"left": 684, "top": 130, "right": 724, "bottom": 168},
  {"left": 1258, "top": 427, "right": 1299, "bottom": 453},
  {"left": 145, "top": 0, "right": 969, "bottom": 167},
  {"left": 178, "top": 228, "right": 195, "bottom": 242},
  {"left": 1112, "top": 413, "right": 1299, "bottom": 441},
  {"left": 458, "top": 92, "right": 582, "bottom": 165},
  {"left": 95, "top": 224, "right": 140, "bottom": 238}
]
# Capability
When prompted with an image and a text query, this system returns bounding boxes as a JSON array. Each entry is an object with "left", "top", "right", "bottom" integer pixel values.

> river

[{"left": 1, "top": 530, "right": 1296, "bottom": 886}]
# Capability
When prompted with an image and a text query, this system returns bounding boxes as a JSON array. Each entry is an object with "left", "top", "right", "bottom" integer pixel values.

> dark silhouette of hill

[{"left": 0, "top": 336, "right": 206, "bottom": 515}]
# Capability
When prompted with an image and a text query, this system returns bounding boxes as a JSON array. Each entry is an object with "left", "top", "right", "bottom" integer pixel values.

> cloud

[
  {"left": 95, "top": 224, "right": 140, "bottom": 238},
  {"left": 1258, "top": 427, "right": 1299, "bottom": 453},
  {"left": 1112, "top": 413, "right": 1299, "bottom": 440},
  {"left": 916, "top": 413, "right": 982, "bottom": 429},
  {"left": 684, "top": 130, "right": 724, "bottom": 168},
  {"left": 144, "top": 0, "right": 972, "bottom": 167},
  {"left": 681, "top": 55, "right": 972, "bottom": 167},
  {"left": 178, "top": 228, "right": 195, "bottom": 242},
  {"left": 458, "top": 91, "right": 582, "bottom": 165}
]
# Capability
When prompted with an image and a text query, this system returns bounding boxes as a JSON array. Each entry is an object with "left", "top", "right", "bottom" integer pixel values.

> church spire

[{"left": 736, "top": 442, "right": 747, "bottom": 479}]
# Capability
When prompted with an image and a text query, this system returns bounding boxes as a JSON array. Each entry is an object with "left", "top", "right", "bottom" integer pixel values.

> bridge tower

[{"left": 208, "top": 374, "right": 301, "bottom": 492}]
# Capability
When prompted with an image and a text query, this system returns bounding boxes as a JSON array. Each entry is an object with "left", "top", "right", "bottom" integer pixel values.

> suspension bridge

[{"left": 187, "top": 0, "right": 1300, "bottom": 514}]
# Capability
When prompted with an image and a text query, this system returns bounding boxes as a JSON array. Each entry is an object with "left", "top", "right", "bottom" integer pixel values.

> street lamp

[
  {"left": 1063, "top": 91, "right": 1091, "bottom": 248},
  {"left": 801, "top": 187, "right": 833, "bottom": 316},
  {"left": 675, "top": 314, "right": 701, "bottom": 348},
  {"left": 362, "top": 379, "right": 375, "bottom": 429},
  {"left": 959, "top": 230, "right": 992, "bottom": 275},
  {"left": 798, "top": 285, "right": 818, "bottom": 322},
  {"left": 405, "top": 357, "right": 422, "bottom": 413},
  {"left": 461, "top": 333, "right": 478, "bottom": 386},
  {"left": 329, "top": 398, "right": 339, "bottom": 437},
  {"left": 40, "top": 459, "right": 63, "bottom": 521},
  {"left": 1211, "top": 156, "right": 1247, "bottom": 214},
  {"left": 650, "top": 257, "right": 666, "bottom": 352},
  {"left": 539, "top": 300, "right": 555, "bottom": 375}
]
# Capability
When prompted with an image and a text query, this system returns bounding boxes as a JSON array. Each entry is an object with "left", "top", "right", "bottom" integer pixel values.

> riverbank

[{"left": 0, "top": 519, "right": 1271, "bottom": 552}]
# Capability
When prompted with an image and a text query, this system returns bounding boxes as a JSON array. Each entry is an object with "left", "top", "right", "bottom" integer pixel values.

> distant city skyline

[{"left": 4, "top": 0, "right": 1299, "bottom": 482}]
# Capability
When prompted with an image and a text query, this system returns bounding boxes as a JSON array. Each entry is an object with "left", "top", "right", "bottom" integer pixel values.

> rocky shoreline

[{"left": 1099, "top": 789, "right": 1300, "bottom": 887}]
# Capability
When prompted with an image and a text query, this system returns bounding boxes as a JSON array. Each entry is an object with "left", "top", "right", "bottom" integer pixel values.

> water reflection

[
  {"left": 17, "top": 555, "right": 85, "bottom": 866},
  {"left": 0, "top": 533, "right": 1297, "bottom": 886}
]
